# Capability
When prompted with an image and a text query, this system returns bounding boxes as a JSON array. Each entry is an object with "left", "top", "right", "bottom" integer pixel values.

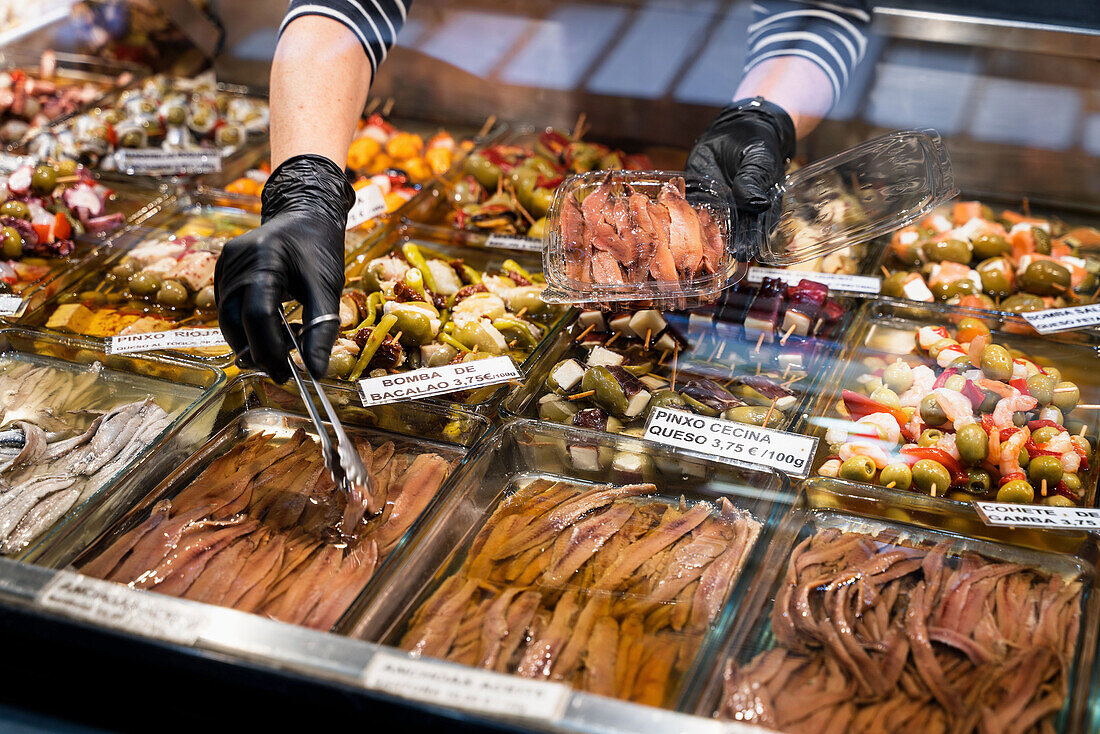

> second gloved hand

[
  {"left": 686, "top": 97, "right": 796, "bottom": 214},
  {"left": 215, "top": 154, "right": 354, "bottom": 383}
]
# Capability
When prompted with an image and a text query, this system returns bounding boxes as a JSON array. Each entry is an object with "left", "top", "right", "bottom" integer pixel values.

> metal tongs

[{"left": 277, "top": 312, "right": 377, "bottom": 526}]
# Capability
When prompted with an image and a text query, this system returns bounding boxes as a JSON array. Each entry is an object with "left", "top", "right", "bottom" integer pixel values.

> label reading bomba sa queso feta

[
  {"left": 358, "top": 356, "right": 521, "bottom": 406},
  {"left": 0, "top": 294, "right": 24, "bottom": 317},
  {"left": 117, "top": 149, "right": 222, "bottom": 174},
  {"left": 1022, "top": 304, "right": 1100, "bottom": 334},
  {"left": 485, "top": 234, "right": 543, "bottom": 252},
  {"left": 644, "top": 407, "right": 818, "bottom": 477},
  {"left": 346, "top": 184, "right": 388, "bottom": 230},
  {"left": 976, "top": 502, "right": 1100, "bottom": 531},
  {"left": 107, "top": 328, "right": 227, "bottom": 354},
  {"left": 747, "top": 266, "right": 881, "bottom": 295}
]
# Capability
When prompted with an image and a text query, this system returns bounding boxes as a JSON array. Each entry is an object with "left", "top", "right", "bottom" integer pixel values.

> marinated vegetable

[
  {"left": 0, "top": 53, "right": 113, "bottom": 144},
  {"left": 399, "top": 477, "right": 761, "bottom": 706},
  {"left": 882, "top": 200, "right": 1100, "bottom": 312},
  {"left": 819, "top": 320, "right": 1093, "bottom": 505}
]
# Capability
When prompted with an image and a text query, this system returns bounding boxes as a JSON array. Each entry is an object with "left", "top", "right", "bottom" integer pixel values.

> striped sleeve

[
  {"left": 279, "top": 0, "right": 409, "bottom": 74},
  {"left": 746, "top": 0, "right": 871, "bottom": 104}
]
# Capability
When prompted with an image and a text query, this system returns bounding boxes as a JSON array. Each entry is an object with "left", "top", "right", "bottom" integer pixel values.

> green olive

[
  {"left": 979, "top": 344, "right": 1013, "bottom": 381},
  {"left": 996, "top": 479, "right": 1035, "bottom": 504},
  {"left": 838, "top": 455, "right": 877, "bottom": 483},
  {"left": 869, "top": 386, "right": 901, "bottom": 409},
  {"left": 964, "top": 469, "right": 992, "bottom": 495},
  {"left": 879, "top": 463, "right": 912, "bottom": 491},
  {"left": 156, "top": 279, "right": 189, "bottom": 308},
  {"left": 1031, "top": 426, "right": 1061, "bottom": 445},
  {"left": 0, "top": 226, "right": 21, "bottom": 258},
  {"left": 723, "top": 405, "right": 784, "bottom": 426},
  {"left": 882, "top": 361, "right": 913, "bottom": 393},
  {"left": 956, "top": 423, "right": 989, "bottom": 464},
  {"left": 1052, "top": 381, "right": 1080, "bottom": 413},
  {"left": 1043, "top": 367, "right": 1062, "bottom": 384},
  {"left": 1001, "top": 293, "right": 1046, "bottom": 313},
  {"left": 1042, "top": 494, "right": 1075, "bottom": 507},
  {"left": 1063, "top": 472, "right": 1083, "bottom": 493},
  {"left": 912, "top": 459, "right": 951, "bottom": 496},
  {"left": 978, "top": 391, "right": 999, "bottom": 414},
  {"left": 881, "top": 272, "right": 908, "bottom": 298},
  {"left": 110, "top": 261, "right": 136, "bottom": 279},
  {"left": 1019, "top": 447, "right": 1031, "bottom": 467},
  {"left": 1031, "top": 226, "right": 1052, "bottom": 255},
  {"left": 119, "top": 129, "right": 144, "bottom": 148},
  {"left": 1013, "top": 411, "right": 1029, "bottom": 427},
  {"left": 919, "top": 395, "right": 947, "bottom": 427},
  {"left": 165, "top": 105, "right": 187, "bottom": 126},
  {"left": 1020, "top": 260, "right": 1071, "bottom": 296},
  {"left": 581, "top": 366, "right": 629, "bottom": 417},
  {"left": 971, "top": 234, "right": 1010, "bottom": 260},
  {"left": 0, "top": 201, "right": 29, "bottom": 220},
  {"left": 31, "top": 165, "right": 58, "bottom": 195},
  {"left": 391, "top": 309, "right": 434, "bottom": 347},
  {"left": 539, "top": 398, "right": 579, "bottom": 424},
  {"left": 1026, "top": 374, "right": 1055, "bottom": 406},
  {"left": 128, "top": 271, "right": 162, "bottom": 298},
  {"left": 1071, "top": 435, "right": 1092, "bottom": 460},
  {"left": 78, "top": 290, "right": 106, "bottom": 306},
  {"left": 918, "top": 428, "right": 944, "bottom": 447},
  {"left": 194, "top": 285, "right": 216, "bottom": 310},
  {"left": 928, "top": 338, "right": 958, "bottom": 359},
  {"left": 944, "top": 375, "right": 966, "bottom": 392},
  {"left": 949, "top": 278, "right": 979, "bottom": 297},
  {"left": 1028, "top": 455, "right": 1063, "bottom": 486},
  {"left": 327, "top": 351, "right": 356, "bottom": 379},
  {"left": 930, "top": 282, "right": 954, "bottom": 302},
  {"left": 924, "top": 238, "right": 971, "bottom": 264},
  {"left": 979, "top": 269, "right": 1012, "bottom": 297},
  {"left": 56, "top": 159, "right": 79, "bottom": 177},
  {"left": 649, "top": 390, "right": 687, "bottom": 412},
  {"left": 945, "top": 490, "right": 975, "bottom": 503}
]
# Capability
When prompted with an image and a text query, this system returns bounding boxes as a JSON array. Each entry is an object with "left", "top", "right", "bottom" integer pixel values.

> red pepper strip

[
  {"left": 961, "top": 379, "right": 985, "bottom": 408},
  {"left": 999, "top": 427, "right": 1021, "bottom": 441},
  {"left": 1024, "top": 439, "right": 1062, "bottom": 458},
  {"left": 932, "top": 368, "right": 957, "bottom": 390},
  {"left": 841, "top": 390, "right": 908, "bottom": 428},
  {"left": 951, "top": 469, "right": 970, "bottom": 487},
  {"left": 1073, "top": 444, "right": 1089, "bottom": 473},
  {"left": 980, "top": 414, "right": 997, "bottom": 435},
  {"left": 900, "top": 446, "right": 963, "bottom": 477},
  {"left": 481, "top": 148, "right": 512, "bottom": 167},
  {"left": 998, "top": 472, "right": 1027, "bottom": 487},
  {"left": 1054, "top": 480, "right": 1081, "bottom": 503},
  {"left": 535, "top": 175, "right": 563, "bottom": 189},
  {"left": 1027, "top": 419, "right": 1066, "bottom": 432},
  {"left": 1010, "top": 378, "right": 1030, "bottom": 395}
]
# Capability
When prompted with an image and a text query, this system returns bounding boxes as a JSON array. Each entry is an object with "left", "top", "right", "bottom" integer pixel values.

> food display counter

[{"left": 0, "top": 2, "right": 1098, "bottom": 733}]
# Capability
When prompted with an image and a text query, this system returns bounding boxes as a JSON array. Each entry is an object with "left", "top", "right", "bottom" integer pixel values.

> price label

[
  {"left": 1021, "top": 304, "right": 1100, "bottom": 334},
  {"left": 644, "top": 407, "right": 818, "bottom": 477},
  {"left": 107, "top": 328, "right": 227, "bottom": 354},
  {"left": 116, "top": 149, "right": 222, "bottom": 175},
  {"left": 358, "top": 356, "right": 521, "bottom": 406},
  {"left": 975, "top": 502, "right": 1100, "bottom": 531},
  {"left": 0, "top": 294, "right": 24, "bottom": 317},
  {"left": 362, "top": 652, "right": 569, "bottom": 721},
  {"left": 485, "top": 234, "right": 543, "bottom": 253},
  {"left": 346, "top": 184, "right": 388, "bottom": 230},
  {"left": 747, "top": 266, "right": 881, "bottom": 295},
  {"left": 37, "top": 572, "right": 205, "bottom": 646}
]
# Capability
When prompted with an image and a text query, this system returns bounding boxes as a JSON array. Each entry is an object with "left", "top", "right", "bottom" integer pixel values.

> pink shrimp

[
  {"left": 839, "top": 442, "right": 891, "bottom": 469},
  {"left": 992, "top": 394, "right": 1037, "bottom": 428},
  {"left": 932, "top": 388, "right": 976, "bottom": 429},
  {"left": 818, "top": 459, "right": 841, "bottom": 478},
  {"left": 1045, "top": 432, "right": 1073, "bottom": 454},
  {"left": 1061, "top": 451, "right": 1082, "bottom": 474},
  {"left": 935, "top": 432, "right": 961, "bottom": 460},
  {"left": 900, "top": 365, "right": 936, "bottom": 408},
  {"left": 978, "top": 378, "right": 1018, "bottom": 399},
  {"left": 999, "top": 429, "right": 1030, "bottom": 478},
  {"left": 856, "top": 413, "right": 902, "bottom": 444}
]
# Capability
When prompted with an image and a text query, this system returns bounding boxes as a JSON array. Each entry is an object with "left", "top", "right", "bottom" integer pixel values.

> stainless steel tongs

[{"left": 277, "top": 312, "right": 377, "bottom": 523}]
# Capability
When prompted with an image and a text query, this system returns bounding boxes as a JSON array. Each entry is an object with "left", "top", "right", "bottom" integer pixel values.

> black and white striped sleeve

[
  {"left": 279, "top": 0, "right": 409, "bottom": 75},
  {"left": 746, "top": 0, "right": 871, "bottom": 104}
]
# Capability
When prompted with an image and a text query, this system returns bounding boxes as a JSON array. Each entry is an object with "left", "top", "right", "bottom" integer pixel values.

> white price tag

[
  {"left": 0, "top": 293, "right": 24, "bottom": 317},
  {"left": 485, "top": 234, "right": 543, "bottom": 252},
  {"left": 747, "top": 266, "right": 881, "bottom": 295},
  {"left": 116, "top": 149, "right": 222, "bottom": 175},
  {"left": 1021, "top": 304, "right": 1100, "bottom": 334},
  {"left": 37, "top": 572, "right": 205, "bottom": 646},
  {"left": 644, "top": 407, "right": 818, "bottom": 477},
  {"left": 346, "top": 184, "right": 388, "bottom": 230},
  {"left": 358, "top": 356, "right": 521, "bottom": 406},
  {"left": 362, "top": 652, "right": 569, "bottom": 721},
  {"left": 975, "top": 502, "right": 1100, "bottom": 531},
  {"left": 107, "top": 328, "right": 227, "bottom": 354}
]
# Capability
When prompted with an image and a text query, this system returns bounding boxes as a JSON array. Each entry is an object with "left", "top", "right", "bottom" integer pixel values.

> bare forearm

[
  {"left": 270, "top": 16, "right": 372, "bottom": 169},
  {"left": 734, "top": 57, "right": 834, "bottom": 139}
]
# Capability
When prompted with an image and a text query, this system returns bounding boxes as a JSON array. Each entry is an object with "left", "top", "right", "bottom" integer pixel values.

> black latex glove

[
  {"left": 215, "top": 154, "right": 354, "bottom": 383},
  {"left": 686, "top": 97, "right": 796, "bottom": 214}
]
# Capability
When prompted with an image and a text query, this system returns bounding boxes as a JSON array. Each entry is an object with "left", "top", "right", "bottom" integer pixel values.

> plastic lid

[{"left": 757, "top": 129, "right": 958, "bottom": 267}]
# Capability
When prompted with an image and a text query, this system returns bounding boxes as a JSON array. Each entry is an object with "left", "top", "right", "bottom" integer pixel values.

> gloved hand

[
  {"left": 215, "top": 154, "right": 354, "bottom": 383},
  {"left": 686, "top": 97, "right": 796, "bottom": 214}
]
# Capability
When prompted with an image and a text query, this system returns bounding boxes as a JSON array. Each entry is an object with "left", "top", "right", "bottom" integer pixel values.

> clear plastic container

[
  {"left": 694, "top": 478, "right": 1099, "bottom": 733},
  {"left": 541, "top": 169, "right": 742, "bottom": 309},
  {"left": 0, "top": 327, "right": 223, "bottom": 562},
  {"left": 37, "top": 373, "right": 491, "bottom": 633},
  {"left": 350, "top": 419, "right": 791, "bottom": 710},
  {"left": 799, "top": 299, "right": 1100, "bottom": 512}
]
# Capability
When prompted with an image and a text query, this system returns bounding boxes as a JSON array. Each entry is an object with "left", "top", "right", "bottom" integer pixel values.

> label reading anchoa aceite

[
  {"left": 358, "top": 356, "right": 521, "bottom": 406},
  {"left": 116, "top": 149, "right": 222, "bottom": 175},
  {"left": 362, "top": 652, "right": 569, "bottom": 721},
  {"left": 0, "top": 294, "right": 24, "bottom": 317},
  {"left": 644, "top": 407, "right": 818, "bottom": 477},
  {"left": 485, "top": 234, "right": 543, "bottom": 253},
  {"left": 346, "top": 184, "right": 388, "bottom": 230},
  {"left": 1022, "top": 304, "right": 1100, "bottom": 334},
  {"left": 747, "top": 266, "right": 881, "bottom": 295},
  {"left": 107, "top": 328, "right": 227, "bottom": 354},
  {"left": 976, "top": 502, "right": 1100, "bottom": 531}
]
